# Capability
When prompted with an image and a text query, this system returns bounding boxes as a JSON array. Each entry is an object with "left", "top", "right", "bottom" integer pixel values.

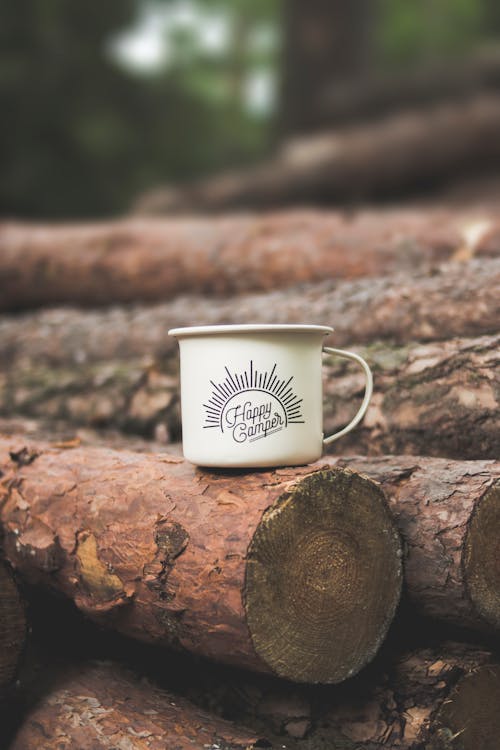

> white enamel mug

[{"left": 168, "top": 324, "right": 373, "bottom": 468}]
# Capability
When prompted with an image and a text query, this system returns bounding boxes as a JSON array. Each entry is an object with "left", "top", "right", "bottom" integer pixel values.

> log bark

[
  {"left": 136, "top": 95, "right": 500, "bottom": 213},
  {"left": 0, "top": 356, "right": 183, "bottom": 443},
  {"left": 1, "top": 206, "right": 499, "bottom": 310},
  {"left": 315, "top": 642, "right": 500, "bottom": 749},
  {"left": 0, "top": 561, "right": 26, "bottom": 696},
  {"left": 10, "top": 660, "right": 264, "bottom": 750},
  {"left": 1, "top": 257, "right": 498, "bottom": 366},
  {"left": 324, "top": 333, "right": 500, "bottom": 460},
  {"left": 324, "top": 455, "right": 500, "bottom": 633},
  {"left": 1, "top": 334, "right": 497, "bottom": 460},
  {"left": 2, "top": 442, "right": 499, "bottom": 638},
  {"left": 0, "top": 439, "right": 402, "bottom": 684}
]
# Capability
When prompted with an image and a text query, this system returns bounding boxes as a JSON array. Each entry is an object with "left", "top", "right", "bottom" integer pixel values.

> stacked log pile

[{"left": 0, "top": 207, "right": 499, "bottom": 749}]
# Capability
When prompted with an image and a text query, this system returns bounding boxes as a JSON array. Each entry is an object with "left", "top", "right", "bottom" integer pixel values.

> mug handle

[{"left": 322, "top": 347, "right": 373, "bottom": 445}]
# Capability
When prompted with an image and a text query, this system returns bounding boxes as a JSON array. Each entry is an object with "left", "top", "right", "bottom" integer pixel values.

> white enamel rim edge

[{"left": 168, "top": 324, "right": 334, "bottom": 338}]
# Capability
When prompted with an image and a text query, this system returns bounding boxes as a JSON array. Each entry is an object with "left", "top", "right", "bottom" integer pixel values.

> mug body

[{"left": 169, "top": 325, "right": 333, "bottom": 468}]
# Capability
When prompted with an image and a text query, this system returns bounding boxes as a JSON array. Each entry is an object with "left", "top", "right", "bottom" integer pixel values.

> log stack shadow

[{"left": 0, "top": 206, "right": 499, "bottom": 748}]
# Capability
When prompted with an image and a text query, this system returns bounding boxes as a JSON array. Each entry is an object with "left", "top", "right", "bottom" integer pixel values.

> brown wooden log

[
  {"left": 2, "top": 442, "right": 499, "bottom": 638},
  {"left": 0, "top": 439, "right": 402, "bottom": 684},
  {"left": 0, "top": 561, "right": 26, "bottom": 697},
  {"left": 324, "top": 333, "right": 500, "bottom": 460},
  {"left": 1, "top": 207, "right": 499, "bottom": 310},
  {"left": 315, "top": 642, "right": 500, "bottom": 749},
  {"left": 1, "top": 333, "right": 497, "bottom": 459},
  {"left": 1, "top": 257, "right": 498, "bottom": 366},
  {"left": 0, "top": 356, "right": 182, "bottom": 443},
  {"left": 136, "top": 95, "right": 500, "bottom": 213},
  {"left": 324, "top": 455, "right": 500, "bottom": 633},
  {"left": 10, "top": 660, "right": 265, "bottom": 750}
]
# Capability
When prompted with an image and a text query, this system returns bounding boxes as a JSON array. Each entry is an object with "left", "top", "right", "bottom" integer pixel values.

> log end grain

[
  {"left": 464, "top": 480, "right": 500, "bottom": 629},
  {"left": 429, "top": 664, "right": 500, "bottom": 750},
  {"left": 244, "top": 468, "right": 403, "bottom": 683},
  {"left": 0, "top": 561, "right": 27, "bottom": 694}
]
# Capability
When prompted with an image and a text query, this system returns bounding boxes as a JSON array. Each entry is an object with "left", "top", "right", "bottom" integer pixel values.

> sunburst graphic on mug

[{"left": 203, "top": 361, "right": 304, "bottom": 443}]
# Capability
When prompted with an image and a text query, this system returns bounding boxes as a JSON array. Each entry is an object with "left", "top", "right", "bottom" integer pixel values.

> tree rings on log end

[
  {"left": 0, "top": 561, "right": 27, "bottom": 694},
  {"left": 464, "top": 481, "right": 500, "bottom": 629},
  {"left": 244, "top": 468, "right": 402, "bottom": 683},
  {"left": 429, "top": 664, "right": 500, "bottom": 750}
]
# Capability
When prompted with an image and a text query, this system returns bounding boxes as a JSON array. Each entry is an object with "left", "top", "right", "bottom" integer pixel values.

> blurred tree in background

[
  {"left": 282, "top": 0, "right": 375, "bottom": 134},
  {"left": 0, "top": 0, "right": 279, "bottom": 217},
  {"left": 1, "top": 0, "right": 144, "bottom": 217},
  {"left": 0, "top": 0, "right": 498, "bottom": 218}
]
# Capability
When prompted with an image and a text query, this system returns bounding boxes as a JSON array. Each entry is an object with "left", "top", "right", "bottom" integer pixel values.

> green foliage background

[{"left": 0, "top": 0, "right": 497, "bottom": 218}]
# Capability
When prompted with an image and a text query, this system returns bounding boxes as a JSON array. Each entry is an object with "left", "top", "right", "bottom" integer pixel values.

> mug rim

[{"left": 168, "top": 324, "right": 334, "bottom": 338}]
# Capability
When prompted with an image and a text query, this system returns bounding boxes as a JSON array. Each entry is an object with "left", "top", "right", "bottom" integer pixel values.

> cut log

[
  {"left": 136, "top": 95, "right": 500, "bottom": 213},
  {"left": 1, "top": 334, "right": 497, "bottom": 460},
  {"left": 1, "top": 257, "right": 498, "bottom": 366},
  {"left": 10, "top": 660, "right": 265, "bottom": 750},
  {"left": 317, "top": 642, "right": 500, "bottom": 749},
  {"left": 1, "top": 207, "right": 499, "bottom": 310},
  {"left": 0, "top": 440, "right": 402, "bottom": 684},
  {"left": 0, "top": 561, "right": 26, "bottom": 696},
  {"left": 0, "top": 356, "right": 183, "bottom": 442},
  {"left": 324, "top": 333, "right": 500, "bottom": 460},
  {"left": 2, "top": 442, "right": 499, "bottom": 638},
  {"left": 325, "top": 455, "right": 500, "bottom": 632}
]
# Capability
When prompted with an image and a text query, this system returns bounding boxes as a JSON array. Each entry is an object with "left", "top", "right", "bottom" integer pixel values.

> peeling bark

[
  {"left": 10, "top": 660, "right": 265, "bottom": 750},
  {"left": 0, "top": 561, "right": 26, "bottom": 696},
  {"left": 0, "top": 440, "right": 402, "bottom": 684},
  {"left": 1, "top": 207, "right": 498, "bottom": 310}
]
